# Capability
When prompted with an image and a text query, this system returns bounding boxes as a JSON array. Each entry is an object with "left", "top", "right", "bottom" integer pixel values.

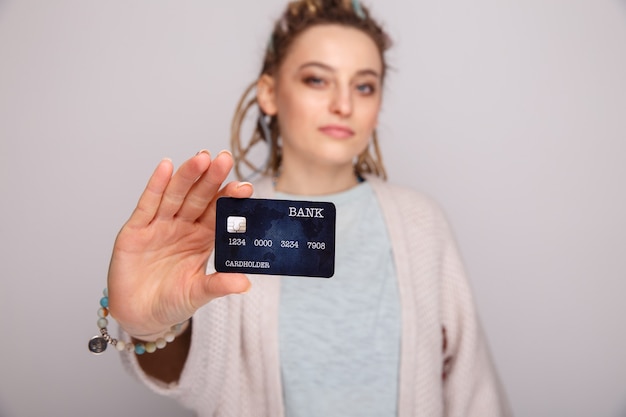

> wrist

[
  {"left": 88, "top": 288, "right": 191, "bottom": 355},
  {"left": 128, "top": 320, "right": 190, "bottom": 343}
]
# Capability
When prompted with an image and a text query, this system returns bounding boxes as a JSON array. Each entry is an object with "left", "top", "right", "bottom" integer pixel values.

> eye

[
  {"left": 304, "top": 76, "right": 326, "bottom": 88},
  {"left": 356, "top": 83, "right": 376, "bottom": 95}
]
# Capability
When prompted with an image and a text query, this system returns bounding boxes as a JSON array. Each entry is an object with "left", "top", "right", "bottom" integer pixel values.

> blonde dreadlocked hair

[{"left": 231, "top": 0, "right": 392, "bottom": 181}]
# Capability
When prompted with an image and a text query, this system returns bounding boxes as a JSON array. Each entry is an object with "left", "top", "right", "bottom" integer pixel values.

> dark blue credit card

[{"left": 214, "top": 197, "right": 336, "bottom": 278}]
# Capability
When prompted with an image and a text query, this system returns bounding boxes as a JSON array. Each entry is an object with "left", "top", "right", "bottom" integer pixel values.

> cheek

[
  {"left": 277, "top": 91, "right": 325, "bottom": 131},
  {"left": 360, "top": 101, "right": 382, "bottom": 130}
]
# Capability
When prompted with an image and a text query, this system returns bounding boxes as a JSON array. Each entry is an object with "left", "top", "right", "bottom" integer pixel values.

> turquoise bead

[
  {"left": 99, "top": 297, "right": 108, "bottom": 308},
  {"left": 134, "top": 343, "right": 146, "bottom": 355}
]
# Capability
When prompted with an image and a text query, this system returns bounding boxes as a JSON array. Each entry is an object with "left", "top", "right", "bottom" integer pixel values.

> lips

[{"left": 318, "top": 125, "right": 355, "bottom": 139}]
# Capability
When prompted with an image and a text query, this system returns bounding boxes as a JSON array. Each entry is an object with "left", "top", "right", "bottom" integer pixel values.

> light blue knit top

[{"left": 277, "top": 181, "right": 401, "bottom": 417}]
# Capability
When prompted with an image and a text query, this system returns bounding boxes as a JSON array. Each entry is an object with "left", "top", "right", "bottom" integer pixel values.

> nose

[{"left": 329, "top": 86, "right": 353, "bottom": 117}]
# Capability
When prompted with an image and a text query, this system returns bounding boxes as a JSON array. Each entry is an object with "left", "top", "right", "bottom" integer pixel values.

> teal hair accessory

[{"left": 351, "top": 0, "right": 366, "bottom": 19}]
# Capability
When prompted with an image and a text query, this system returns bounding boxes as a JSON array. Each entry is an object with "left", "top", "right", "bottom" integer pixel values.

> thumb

[{"left": 189, "top": 272, "right": 251, "bottom": 309}]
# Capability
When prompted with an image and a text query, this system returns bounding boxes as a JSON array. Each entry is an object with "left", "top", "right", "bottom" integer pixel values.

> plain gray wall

[{"left": 1, "top": 1, "right": 625, "bottom": 416}]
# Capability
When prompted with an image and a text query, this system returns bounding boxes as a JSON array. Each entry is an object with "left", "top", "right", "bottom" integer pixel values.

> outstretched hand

[{"left": 107, "top": 150, "right": 253, "bottom": 339}]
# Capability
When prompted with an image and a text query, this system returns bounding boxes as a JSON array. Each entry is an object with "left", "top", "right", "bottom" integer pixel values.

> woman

[{"left": 99, "top": 0, "right": 511, "bottom": 415}]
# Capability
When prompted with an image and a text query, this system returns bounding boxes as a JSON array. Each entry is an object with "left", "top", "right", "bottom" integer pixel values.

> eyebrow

[{"left": 298, "top": 61, "right": 381, "bottom": 78}]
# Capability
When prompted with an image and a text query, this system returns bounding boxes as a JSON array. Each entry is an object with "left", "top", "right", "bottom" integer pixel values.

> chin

[
  {"left": 311, "top": 150, "right": 363, "bottom": 170},
  {"left": 283, "top": 137, "right": 368, "bottom": 168}
]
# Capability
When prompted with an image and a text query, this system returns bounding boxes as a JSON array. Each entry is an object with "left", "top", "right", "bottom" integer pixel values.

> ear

[{"left": 256, "top": 74, "right": 278, "bottom": 116}]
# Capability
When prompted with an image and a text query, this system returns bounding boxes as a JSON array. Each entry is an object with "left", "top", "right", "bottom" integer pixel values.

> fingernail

[
  {"left": 217, "top": 149, "right": 232, "bottom": 157},
  {"left": 236, "top": 181, "right": 253, "bottom": 189},
  {"left": 196, "top": 149, "right": 211, "bottom": 156}
]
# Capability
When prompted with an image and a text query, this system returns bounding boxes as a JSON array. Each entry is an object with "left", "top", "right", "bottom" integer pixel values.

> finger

[
  {"left": 189, "top": 272, "right": 251, "bottom": 310},
  {"left": 126, "top": 158, "right": 174, "bottom": 228},
  {"left": 176, "top": 150, "right": 236, "bottom": 222},
  {"left": 196, "top": 180, "right": 254, "bottom": 226},
  {"left": 155, "top": 151, "right": 212, "bottom": 219}
]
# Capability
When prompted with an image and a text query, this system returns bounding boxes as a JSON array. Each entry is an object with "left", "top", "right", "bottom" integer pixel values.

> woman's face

[{"left": 258, "top": 24, "right": 383, "bottom": 172}]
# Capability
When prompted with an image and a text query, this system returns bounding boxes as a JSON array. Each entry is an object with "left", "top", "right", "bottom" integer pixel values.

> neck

[{"left": 275, "top": 160, "right": 359, "bottom": 195}]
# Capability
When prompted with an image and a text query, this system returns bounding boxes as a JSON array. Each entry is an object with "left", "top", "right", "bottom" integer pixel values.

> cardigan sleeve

[
  {"left": 437, "top": 211, "right": 513, "bottom": 417},
  {"left": 366, "top": 176, "right": 512, "bottom": 417},
  {"left": 117, "top": 295, "right": 236, "bottom": 413}
]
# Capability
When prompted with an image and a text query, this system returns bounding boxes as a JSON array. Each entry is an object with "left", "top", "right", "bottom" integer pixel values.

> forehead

[{"left": 281, "top": 24, "right": 382, "bottom": 75}]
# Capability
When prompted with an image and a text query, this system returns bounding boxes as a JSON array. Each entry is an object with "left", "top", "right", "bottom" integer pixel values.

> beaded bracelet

[{"left": 88, "top": 288, "right": 187, "bottom": 355}]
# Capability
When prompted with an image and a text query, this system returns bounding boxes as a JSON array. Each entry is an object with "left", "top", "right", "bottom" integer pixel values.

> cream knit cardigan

[{"left": 122, "top": 175, "right": 512, "bottom": 417}]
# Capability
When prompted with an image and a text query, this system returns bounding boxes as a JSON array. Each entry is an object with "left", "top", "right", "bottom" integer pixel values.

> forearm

[{"left": 134, "top": 321, "right": 192, "bottom": 384}]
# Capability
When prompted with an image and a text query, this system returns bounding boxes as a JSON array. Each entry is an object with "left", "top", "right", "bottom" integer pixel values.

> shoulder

[
  {"left": 365, "top": 175, "right": 448, "bottom": 226},
  {"left": 364, "top": 176, "right": 459, "bottom": 250}
]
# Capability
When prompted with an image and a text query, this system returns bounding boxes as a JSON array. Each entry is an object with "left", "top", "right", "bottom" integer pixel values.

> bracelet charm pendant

[{"left": 88, "top": 336, "right": 108, "bottom": 354}]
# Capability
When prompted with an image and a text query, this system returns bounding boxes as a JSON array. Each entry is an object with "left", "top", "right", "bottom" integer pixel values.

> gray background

[{"left": 1, "top": 0, "right": 625, "bottom": 416}]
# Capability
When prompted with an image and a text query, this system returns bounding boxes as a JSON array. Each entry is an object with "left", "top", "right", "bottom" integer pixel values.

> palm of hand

[{"left": 107, "top": 151, "right": 253, "bottom": 338}]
